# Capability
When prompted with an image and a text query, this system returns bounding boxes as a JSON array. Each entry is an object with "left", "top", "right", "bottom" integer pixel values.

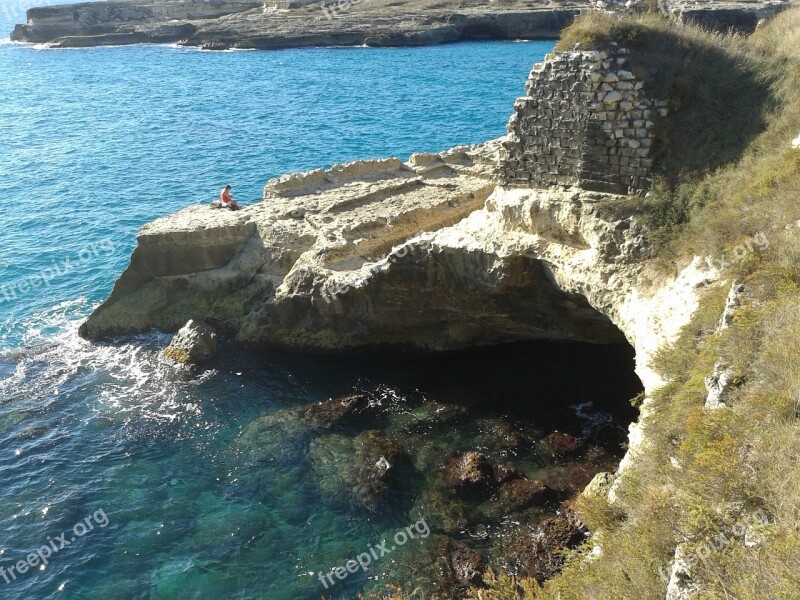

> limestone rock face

[
  {"left": 78, "top": 50, "right": 719, "bottom": 434},
  {"left": 163, "top": 319, "right": 218, "bottom": 364},
  {"left": 80, "top": 140, "right": 641, "bottom": 350},
  {"left": 665, "top": 543, "right": 700, "bottom": 600}
]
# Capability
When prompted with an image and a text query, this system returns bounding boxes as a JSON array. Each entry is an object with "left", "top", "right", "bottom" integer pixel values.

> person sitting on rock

[{"left": 211, "top": 184, "right": 239, "bottom": 210}]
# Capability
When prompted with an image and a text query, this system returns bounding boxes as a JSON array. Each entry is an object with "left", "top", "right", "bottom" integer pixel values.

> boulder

[
  {"left": 792, "top": 133, "right": 800, "bottom": 149},
  {"left": 583, "top": 471, "right": 614, "bottom": 499},
  {"left": 162, "top": 319, "right": 217, "bottom": 364}
]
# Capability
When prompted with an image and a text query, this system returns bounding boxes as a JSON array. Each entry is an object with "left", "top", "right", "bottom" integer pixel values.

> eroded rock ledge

[
  {"left": 80, "top": 139, "right": 638, "bottom": 350},
  {"left": 10, "top": 0, "right": 793, "bottom": 48}
]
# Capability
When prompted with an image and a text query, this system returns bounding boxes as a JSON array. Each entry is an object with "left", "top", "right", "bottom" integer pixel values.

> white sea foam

[{"left": 0, "top": 302, "right": 215, "bottom": 430}]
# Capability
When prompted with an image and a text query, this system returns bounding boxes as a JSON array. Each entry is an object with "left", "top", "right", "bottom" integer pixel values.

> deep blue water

[{"left": 0, "top": 27, "right": 569, "bottom": 599}]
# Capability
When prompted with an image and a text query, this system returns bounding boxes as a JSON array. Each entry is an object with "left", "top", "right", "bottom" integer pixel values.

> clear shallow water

[{"left": 0, "top": 33, "right": 643, "bottom": 600}]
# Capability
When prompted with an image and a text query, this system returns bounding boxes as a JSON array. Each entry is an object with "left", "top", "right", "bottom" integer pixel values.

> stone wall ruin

[{"left": 501, "top": 47, "right": 667, "bottom": 196}]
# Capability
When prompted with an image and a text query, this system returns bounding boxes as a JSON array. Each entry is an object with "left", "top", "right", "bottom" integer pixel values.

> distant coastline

[{"left": 10, "top": 0, "right": 786, "bottom": 49}]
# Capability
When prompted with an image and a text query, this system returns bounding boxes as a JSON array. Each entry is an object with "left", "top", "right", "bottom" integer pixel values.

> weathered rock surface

[
  {"left": 704, "top": 359, "right": 734, "bottom": 409},
  {"left": 11, "top": 0, "right": 793, "bottom": 47},
  {"left": 76, "top": 50, "right": 729, "bottom": 585},
  {"left": 162, "top": 319, "right": 218, "bottom": 364},
  {"left": 80, "top": 138, "right": 641, "bottom": 350},
  {"left": 582, "top": 470, "right": 614, "bottom": 498}
]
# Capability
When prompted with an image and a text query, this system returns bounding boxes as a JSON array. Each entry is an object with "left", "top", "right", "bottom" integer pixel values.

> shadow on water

[{"left": 247, "top": 339, "right": 642, "bottom": 440}]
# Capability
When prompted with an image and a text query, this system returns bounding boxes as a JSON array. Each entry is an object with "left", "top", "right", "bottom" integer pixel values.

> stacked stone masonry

[{"left": 501, "top": 48, "right": 667, "bottom": 195}]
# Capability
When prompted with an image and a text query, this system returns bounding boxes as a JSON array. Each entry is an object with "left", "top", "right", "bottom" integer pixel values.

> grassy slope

[
  {"left": 358, "top": 8, "right": 800, "bottom": 600},
  {"left": 474, "top": 8, "right": 800, "bottom": 600}
]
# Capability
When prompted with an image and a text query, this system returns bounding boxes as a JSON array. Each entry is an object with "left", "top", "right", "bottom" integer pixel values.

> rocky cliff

[
  {"left": 80, "top": 46, "right": 718, "bottom": 387},
  {"left": 10, "top": 0, "right": 794, "bottom": 48}
]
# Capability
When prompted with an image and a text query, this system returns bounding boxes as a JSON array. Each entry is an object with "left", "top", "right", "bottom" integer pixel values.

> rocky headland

[
  {"left": 10, "top": 0, "right": 795, "bottom": 48},
  {"left": 72, "top": 6, "right": 800, "bottom": 595}
]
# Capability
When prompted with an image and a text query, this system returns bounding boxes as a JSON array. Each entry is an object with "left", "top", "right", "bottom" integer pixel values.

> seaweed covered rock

[
  {"left": 539, "top": 430, "right": 585, "bottom": 458},
  {"left": 497, "top": 478, "right": 555, "bottom": 512},
  {"left": 448, "top": 540, "right": 486, "bottom": 592},
  {"left": 295, "top": 393, "right": 372, "bottom": 429}
]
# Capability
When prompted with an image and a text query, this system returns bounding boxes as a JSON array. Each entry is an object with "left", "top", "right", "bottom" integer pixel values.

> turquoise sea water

[{"left": 0, "top": 26, "right": 639, "bottom": 600}]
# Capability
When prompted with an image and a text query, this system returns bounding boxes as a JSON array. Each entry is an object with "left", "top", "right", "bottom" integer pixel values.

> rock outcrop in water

[
  {"left": 79, "top": 140, "right": 638, "bottom": 350},
  {"left": 10, "top": 0, "right": 793, "bottom": 47},
  {"left": 162, "top": 319, "right": 218, "bottom": 364}
]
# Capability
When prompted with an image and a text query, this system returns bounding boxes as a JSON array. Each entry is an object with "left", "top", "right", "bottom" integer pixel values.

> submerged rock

[
  {"left": 492, "top": 462, "right": 522, "bottom": 485},
  {"left": 308, "top": 430, "right": 403, "bottom": 513},
  {"left": 162, "top": 319, "right": 217, "bottom": 364},
  {"left": 295, "top": 393, "right": 372, "bottom": 429},
  {"left": 539, "top": 431, "right": 586, "bottom": 458},
  {"left": 409, "top": 487, "right": 472, "bottom": 534},
  {"left": 448, "top": 540, "right": 486, "bottom": 591},
  {"left": 504, "top": 509, "right": 586, "bottom": 582},
  {"left": 473, "top": 417, "right": 530, "bottom": 455}
]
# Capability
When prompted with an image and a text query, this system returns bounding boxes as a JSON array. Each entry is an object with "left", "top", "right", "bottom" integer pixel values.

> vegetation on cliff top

[
  {"left": 478, "top": 8, "right": 800, "bottom": 600},
  {"left": 358, "top": 7, "right": 800, "bottom": 599}
]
